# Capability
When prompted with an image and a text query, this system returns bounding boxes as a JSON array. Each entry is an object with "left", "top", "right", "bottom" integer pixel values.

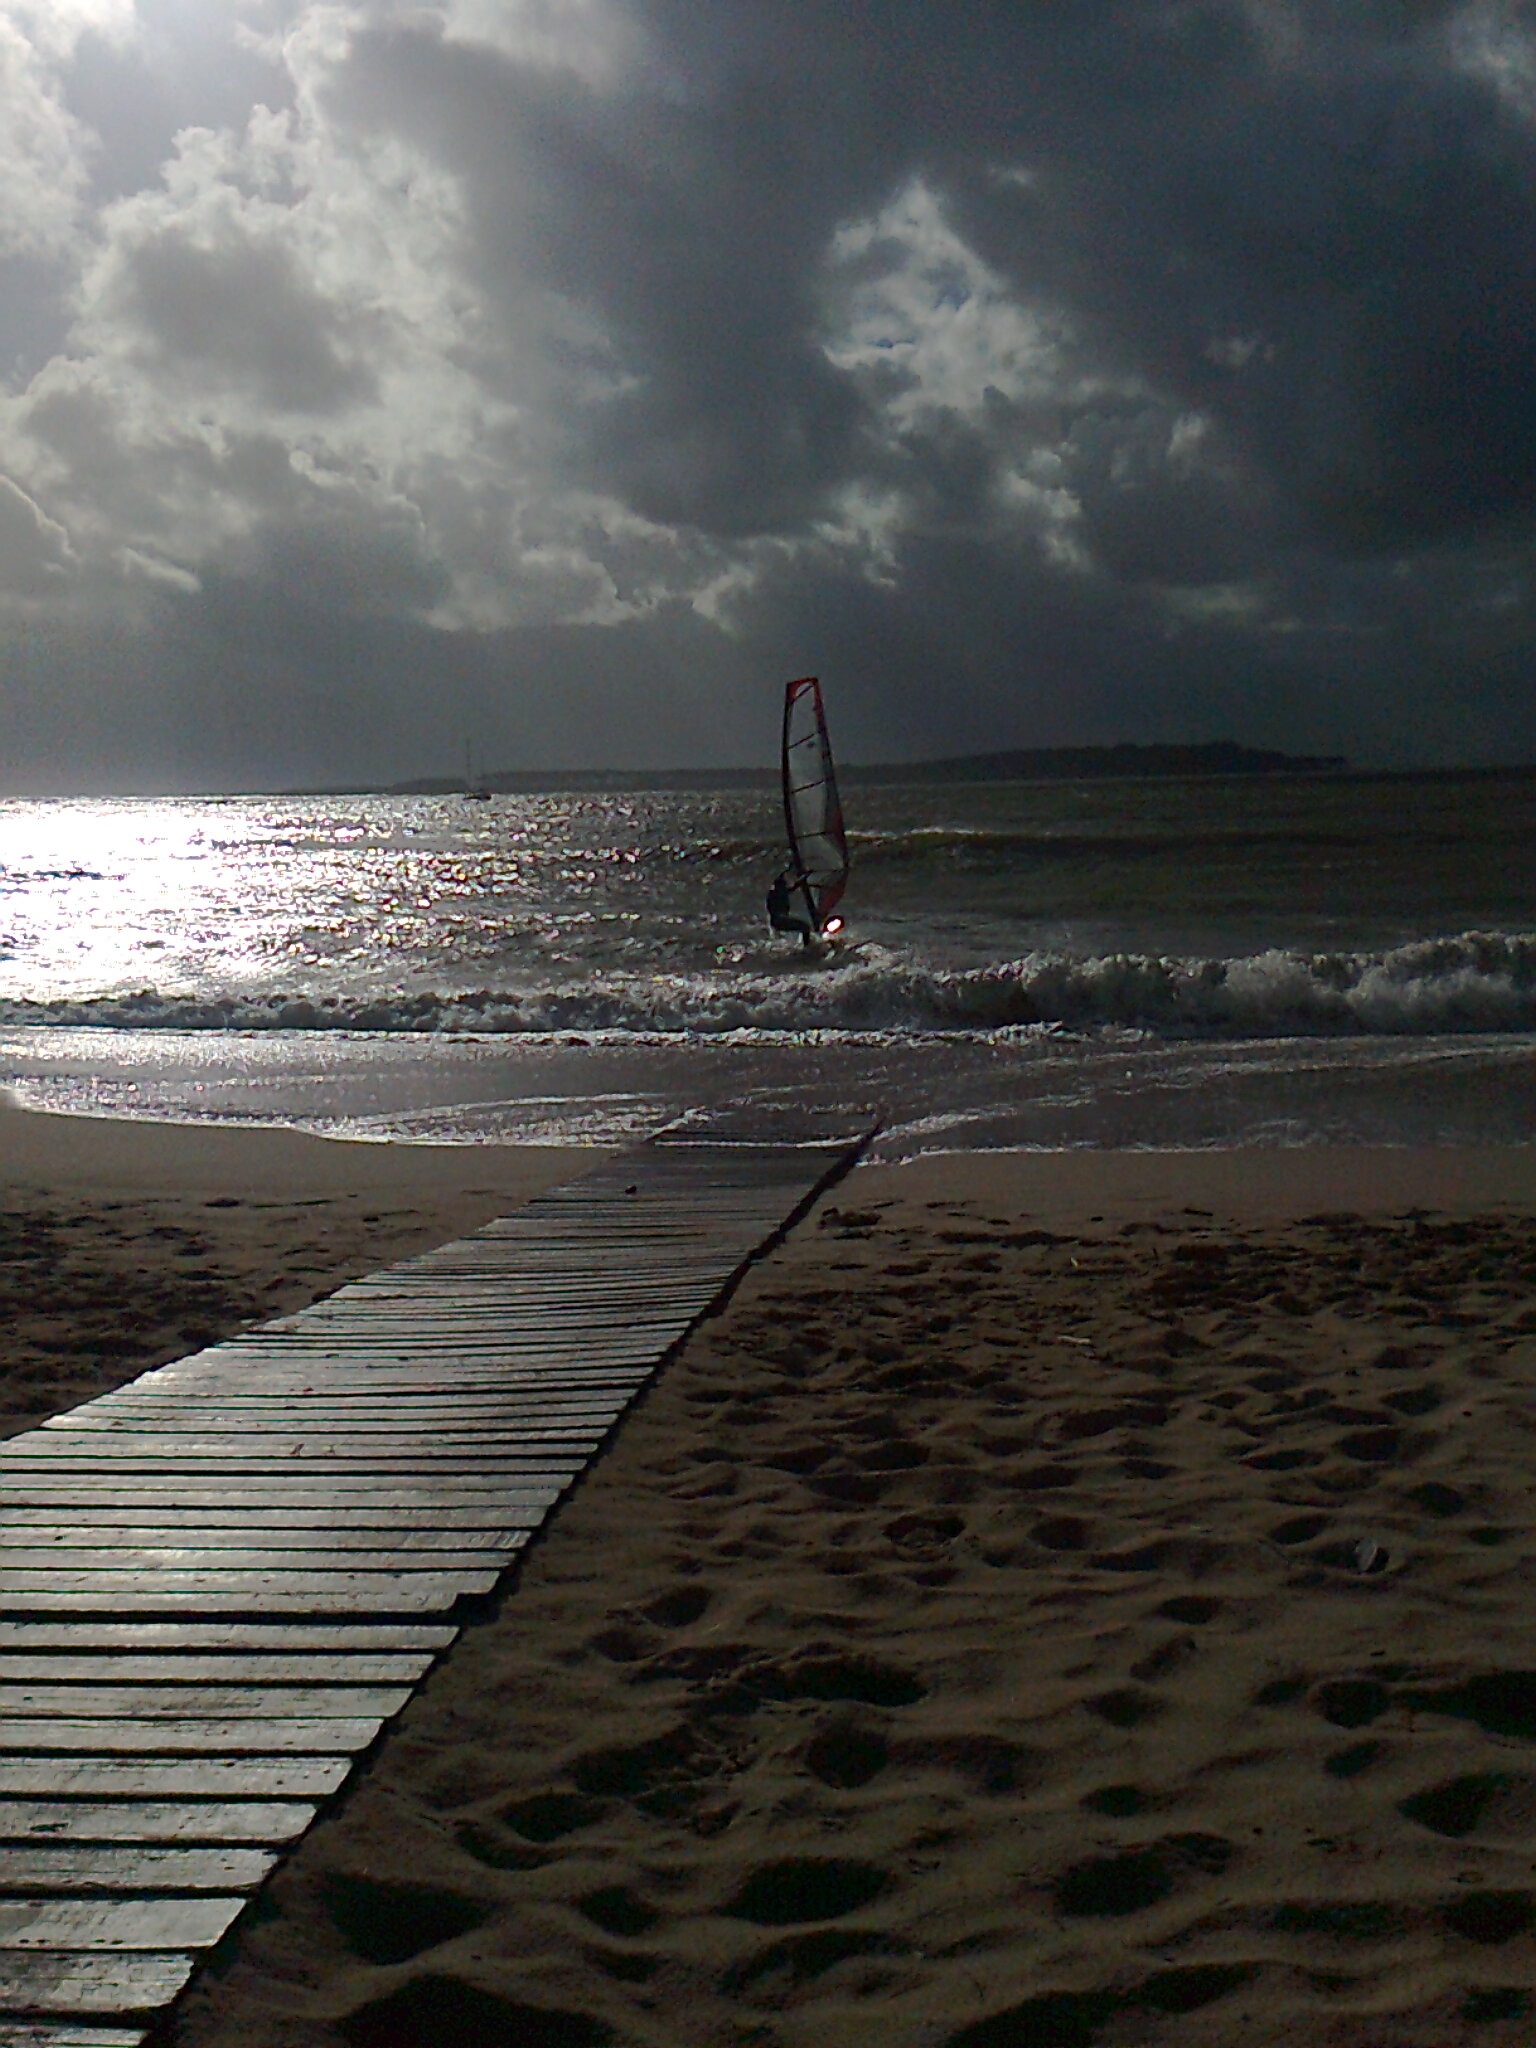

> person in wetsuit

[{"left": 766, "top": 867, "right": 815, "bottom": 946}]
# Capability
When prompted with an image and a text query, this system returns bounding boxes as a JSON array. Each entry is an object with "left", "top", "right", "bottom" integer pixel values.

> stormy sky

[{"left": 2, "top": 0, "right": 1536, "bottom": 791}]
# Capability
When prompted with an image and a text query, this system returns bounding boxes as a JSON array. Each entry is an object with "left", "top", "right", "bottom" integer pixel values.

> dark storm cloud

[
  {"left": 4, "top": 0, "right": 1536, "bottom": 789},
  {"left": 323, "top": 1, "right": 1536, "bottom": 563},
  {"left": 328, "top": 16, "right": 895, "bottom": 536},
  {"left": 940, "top": 4, "right": 1536, "bottom": 552}
]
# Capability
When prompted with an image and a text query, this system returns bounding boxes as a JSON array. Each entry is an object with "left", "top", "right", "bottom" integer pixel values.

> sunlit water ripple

[{"left": 1, "top": 777, "right": 1533, "bottom": 1152}]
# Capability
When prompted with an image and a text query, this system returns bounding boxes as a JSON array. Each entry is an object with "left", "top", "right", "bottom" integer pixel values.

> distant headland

[{"left": 384, "top": 741, "right": 1349, "bottom": 796}]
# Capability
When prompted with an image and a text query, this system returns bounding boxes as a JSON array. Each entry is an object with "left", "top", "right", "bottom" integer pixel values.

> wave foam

[{"left": 3, "top": 931, "right": 1535, "bottom": 1039}]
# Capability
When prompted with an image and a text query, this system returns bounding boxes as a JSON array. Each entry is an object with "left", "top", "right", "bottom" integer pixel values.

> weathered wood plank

[
  {"left": 0, "top": 1567, "right": 500, "bottom": 1598},
  {"left": 0, "top": 1847, "right": 275, "bottom": 1893},
  {"left": 59, "top": 1419, "right": 623, "bottom": 1441},
  {"left": 0, "top": 1948, "right": 191, "bottom": 2010},
  {"left": 0, "top": 1802, "right": 314, "bottom": 1845},
  {"left": 10, "top": 1435, "right": 601, "bottom": 1457},
  {"left": 0, "top": 1486, "right": 562, "bottom": 1510},
  {"left": 0, "top": 1760, "right": 346, "bottom": 1799},
  {"left": 0, "top": 1720, "right": 382, "bottom": 1755},
  {"left": 0, "top": 1509, "right": 550, "bottom": 1533},
  {"left": 0, "top": 2023, "right": 145, "bottom": 2046},
  {"left": 0, "top": 1547, "right": 519, "bottom": 1573},
  {"left": 0, "top": 1590, "right": 482, "bottom": 1616},
  {"left": 0, "top": 1658, "right": 427, "bottom": 1686},
  {"left": 0, "top": 1625, "right": 454, "bottom": 1652},
  {"left": 0, "top": 1688, "right": 411, "bottom": 1720},
  {"left": 0, "top": 1895, "right": 242, "bottom": 1949},
  {"left": 67, "top": 1399, "right": 629, "bottom": 1420},
  {"left": 0, "top": 1529, "right": 535, "bottom": 1553}
]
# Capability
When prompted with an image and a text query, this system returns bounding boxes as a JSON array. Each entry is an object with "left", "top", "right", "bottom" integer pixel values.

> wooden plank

[
  {"left": 9, "top": 1435, "right": 602, "bottom": 1457},
  {"left": 65, "top": 1412, "right": 629, "bottom": 1434},
  {"left": 141, "top": 1342, "right": 655, "bottom": 1359},
  {"left": 69, "top": 1398, "right": 631, "bottom": 1419},
  {"left": 0, "top": 1469, "right": 579, "bottom": 1489},
  {"left": 0, "top": 1547, "right": 519, "bottom": 1573},
  {"left": 0, "top": 2024, "right": 145, "bottom": 2046},
  {"left": 0, "top": 1847, "right": 275, "bottom": 1893},
  {"left": 0, "top": 1464, "right": 589, "bottom": 1486},
  {"left": 53, "top": 1408, "right": 626, "bottom": 1430},
  {"left": 0, "top": 1567, "right": 500, "bottom": 1598},
  {"left": 0, "top": 1896, "right": 242, "bottom": 1948},
  {"left": 0, "top": 1688, "right": 411, "bottom": 1720},
  {"left": 0, "top": 1803, "right": 314, "bottom": 1845},
  {"left": 0, "top": 1625, "right": 455, "bottom": 1652},
  {"left": 0, "top": 1658, "right": 428, "bottom": 1686},
  {"left": 0, "top": 1529, "right": 536, "bottom": 1553},
  {"left": 0, "top": 1720, "right": 382, "bottom": 1755},
  {"left": 0, "top": 1487, "right": 562, "bottom": 1511},
  {"left": 0, "top": 1760, "right": 346, "bottom": 1799},
  {"left": 0, "top": 1590, "right": 483, "bottom": 1617},
  {"left": 43, "top": 1406, "right": 617, "bottom": 1430},
  {"left": 0, "top": 1950, "right": 191, "bottom": 2011},
  {"left": 0, "top": 1509, "right": 550, "bottom": 1533}
]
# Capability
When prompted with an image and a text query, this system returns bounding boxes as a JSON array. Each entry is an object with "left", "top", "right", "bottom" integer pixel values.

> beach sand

[
  {"left": 0, "top": 1098, "right": 592, "bottom": 1440},
  {"left": 7, "top": 1118, "right": 1536, "bottom": 2045}
]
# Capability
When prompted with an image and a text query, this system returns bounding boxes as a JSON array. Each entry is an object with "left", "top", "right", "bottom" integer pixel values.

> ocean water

[{"left": 0, "top": 773, "right": 1533, "bottom": 1156}]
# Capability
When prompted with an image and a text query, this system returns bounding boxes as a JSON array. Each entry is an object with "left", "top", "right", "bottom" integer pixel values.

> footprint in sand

[
  {"left": 1129, "top": 1634, "right": 1197, "bottom": 1682},
  {"left": 1442, "top": 1890, "right": 1536, "bottom": 1943},
  {"left": 338, "top": 1976, "right": 615, "bottom": 2048},
  {"left": 1400, "top": 1772, "right": 1536, "bottom": 1839},
  {"left": 1054, "top": 1831, "right": 1234, "bottom": 1915},
  {"left": 1080, "top": 1783, "right": 1156, "bottom": 1817},
  {"left": 501, "top": 1792, "right": 609, "bottom": 1843},
  {"left": 321, "top": 1872, "right": 488, "bottom": 1965},
  {"left": 721, "top": 1927, "right": 909, "bottom": 1996},
  {"left": 892, "top": 1734, "right": 1038, "bottom": 1795},
  {"left": 1404, "top": 1479, "right": 1466, "bottom": 1515},
  {"left": 884, "top": 1510, "right": 965, "bottom": 1554},
  {"left": 638, "top": 1583, "right": 712, "bottom": 1627},
  {"left": 1085, "top": 1687, "right": 1162, "bottom": 1728},
  {"left": 942, "top": 1964, "right": 1259, "bottom": 2048},
  {"left": 722, "top": 1856, "right": 889, "bottom": 1924},
  {"left": 568, "top": 1723, "right": 743, "bottom": 1818},
  {"left": 575, "top": 1885, "right": 661, "bottom": 1936},
  {"left": 804, "top": 1718, "right": 889, "bottom": 1789},
  {"left": 1157, "top": 1595, "right": 1221, "bottom": 1623}
]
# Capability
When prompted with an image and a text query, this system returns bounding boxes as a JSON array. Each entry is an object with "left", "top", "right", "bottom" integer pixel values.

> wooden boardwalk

[{"left": 0, "top": 1112, "right": 872, "bottom": 2044}]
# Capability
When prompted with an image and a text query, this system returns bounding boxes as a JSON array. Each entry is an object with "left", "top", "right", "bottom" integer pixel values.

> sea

[{"left": 1, "top": 770, "right": 1533, "bottom": 1161}]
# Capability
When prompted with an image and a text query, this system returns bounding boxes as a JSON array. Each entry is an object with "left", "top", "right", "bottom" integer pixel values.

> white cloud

[
  {"left": 0, "top": 12, "right": 98, "bottom": 258},
  {"left": 440, "top": 0, "right": 640, "bottom": 87},
  {"left": 0, "top": 470, "right": 76, "bottom": 591},
  {"left": 0, "top": 12, "right": 750, "bottom": 630},
  {"left": 1449, "top": 1, "right": 1536, "bottom": 120},
  {"left": 1, "top": 0, "right": 136, "bottom": 63},
  {"left": 824, "top": 178, "right": 1076, "bottom": 430}
]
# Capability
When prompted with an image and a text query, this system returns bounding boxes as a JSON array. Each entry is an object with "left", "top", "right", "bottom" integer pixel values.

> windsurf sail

[{"left": 779, "top": 675, "right": 849, "bottom": 933}]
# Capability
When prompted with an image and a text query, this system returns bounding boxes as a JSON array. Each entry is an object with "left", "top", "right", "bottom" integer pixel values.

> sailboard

[{"left": 776, "top": 675, "right": 849, "bottom": 937}]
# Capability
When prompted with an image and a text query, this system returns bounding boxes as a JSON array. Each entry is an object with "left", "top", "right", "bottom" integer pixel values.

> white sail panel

[{"left": 781, "top": 677, "right": 848, "bottom": 927}]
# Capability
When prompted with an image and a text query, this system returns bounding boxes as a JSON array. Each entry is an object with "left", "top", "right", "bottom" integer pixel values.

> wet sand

[{"left": 6, "top": 1118, "right": 1536, "bottom": 2044}]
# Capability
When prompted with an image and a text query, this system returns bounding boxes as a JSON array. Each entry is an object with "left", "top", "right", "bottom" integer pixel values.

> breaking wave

[{"left": 3, "top": 931, "right": 1535, "bottom": 1039}]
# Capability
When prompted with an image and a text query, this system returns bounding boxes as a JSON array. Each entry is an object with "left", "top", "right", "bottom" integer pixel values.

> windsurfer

[{"left": 766, "top": 866, "right": 815, "bottom": 946}]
